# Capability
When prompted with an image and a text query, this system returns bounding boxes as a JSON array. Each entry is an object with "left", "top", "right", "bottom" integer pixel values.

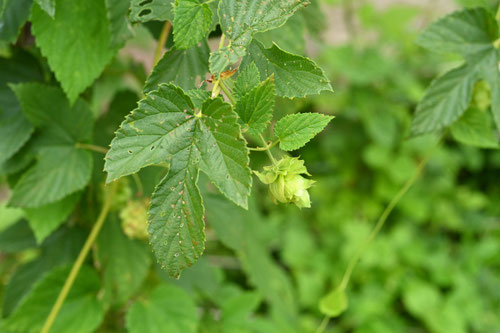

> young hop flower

[{"left": 255, "top": 156, "right": 315, "bottom": 208}]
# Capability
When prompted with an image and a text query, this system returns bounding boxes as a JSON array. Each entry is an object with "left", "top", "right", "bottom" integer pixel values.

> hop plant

[{"left": 255, "top": 156, "right": 316, "bottom": 209}]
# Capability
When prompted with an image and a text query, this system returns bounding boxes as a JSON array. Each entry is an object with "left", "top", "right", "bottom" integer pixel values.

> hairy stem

[
  {"left": 40, "top": 182, "right": 118, "bottom": 333},
  {"left": 76, "top": 143, "right": 109, "bottom": 154},
  {"left": 220, "top": 80, "right": 236, "bottom": 104},
  {"left": 153, "top": 21, "right": 172, "bottom": 66},
  {"left": 258, "top": 133, "right": 277, "bottom": 164}
]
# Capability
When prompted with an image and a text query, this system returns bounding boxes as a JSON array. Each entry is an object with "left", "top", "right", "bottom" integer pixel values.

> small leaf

[
  {"left": 0, "top": 0, "right": 32, "bottom": 43},
  {"left": 144, "top": 41, "right": 210, "bottom": 93},
  {"left": 31, "top": 0, "right": 116, "bottom": 103},
  {"left": 416, "top": 7, "right": 498, "bottom": 57},
  {"left": 173, "top": 0, "right": 212, "bottom": 50},
  {"left": 129, "top": 0, "right": 174, "bottom": 22},
  {"left": 411, "top": 64, "right": 477, "bottom": 135},
  {"left": 126, "top": 284, "right": 198, "bottom": 333},
  {"left": 233, "top": 62, "right": 261, "bottom": 99},
  {"left": 319, "top": 286, "right": 348, "bottom": 317},
  {"left": 235, "top": 75, "right": 275, "bottom": 135},
  {"left": 275, "top": 112, "right": 334, "bottom": 151},
  {"left": 242, "top": 41, "right": 332, "bottom": 98},
  {"left": 450, "top": 107, "right": 499, "bottom": 149}
]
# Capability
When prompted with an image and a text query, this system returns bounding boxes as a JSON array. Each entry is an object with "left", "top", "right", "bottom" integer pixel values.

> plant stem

[
  {"left": 258, "top": 133, "right": 276, "bottom": 164},
  {"left": 40, "top": 182, "right": 118, "bottom": 333},
  {"left": 338, "top": 139, "right": 440, "bottom": 291},
  {"left": 219, "top": 80, "right": 236, "bottom": 104},
  {"left": 76, "top": 143, "right": 109, "bottom": 154},
  {"left": 153, "top": 21, "right": 172, "bottom": 66},
  {"left": 211, "top": 33, "right": 226, "bottom": 97},
  {"left": 315, "top": 315, "right": 330, "bottom": 333},
  {"left": 249, "top": 140, "right": 279, "bottom": 151}
]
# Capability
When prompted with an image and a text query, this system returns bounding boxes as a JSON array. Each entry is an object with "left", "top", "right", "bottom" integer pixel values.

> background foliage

[{"left": 1, "top": 0, "right": 500, "bottom": 332}]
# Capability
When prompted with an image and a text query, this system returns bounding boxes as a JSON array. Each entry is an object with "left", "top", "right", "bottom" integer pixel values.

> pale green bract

[
  {"left": 173, "top": 0, "right": 212, "bottom": 50},
  {"left": 274, "top": 112, "right": 334, "bottom": 151},
  {"left": 210, "top": 0, "right": 310, "bottom": 75}
]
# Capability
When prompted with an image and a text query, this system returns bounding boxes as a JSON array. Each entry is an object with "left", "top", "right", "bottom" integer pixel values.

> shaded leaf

[
  {"left": 106, "top": 0, "right": 133, "bottom": 47},
  {"left": 0, "top": 0, "right": 32, "bottom": 43},
  {"left": 129, "top": 0, "right": 174, "bottom": 22}
]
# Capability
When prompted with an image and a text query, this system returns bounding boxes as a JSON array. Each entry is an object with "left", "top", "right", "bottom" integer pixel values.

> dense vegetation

[{"left": 0, "top": 0, "right": 499, "bottom": 332}]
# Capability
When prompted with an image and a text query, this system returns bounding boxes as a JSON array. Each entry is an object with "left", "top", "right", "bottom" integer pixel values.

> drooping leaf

[
  {"left": 35, "top": 0, "right": 55, "bottom": 17},
  {"left": 235, "top": 75, "right": 275, "bottom": 135},
  {"left": 1, "top": 265, "right": 105, "bottom": 333},
  {"left": 416, "top": 7, "right": 498, "bottom": 57},
  {"left": 144, "top": 41, "right": 210, "bottom": 93},
  {"left": 129, "top": 0, "right": 174, "bottom": 22},
  {"left": 233, "top": 62, "right": 261, "bottom": 99},
  {"left": 319, "top": 286, "right": 348, "bottom": 318},
  {"left": 31, "top": 0, "right": 116, "bottom": 103},
  {"left": 125, "top": 284, "right": 198, "bottom": 333},
  {"left": 96, "top": 215, "right": 151, "bottom": 306},
  {"left": 241, "top": 41, "right": 332, "bottom": 98},
  {"left": 106, "top": 0, "right": 133, "bottom": 47},
  {"left": 24, "top": 192, "right": 81, "bottom": 244},
  {"left": 0, "top": 0, "right": 33, "bottom": 43},
  {"left": 274, "top": 112, "right": 334, "bottom": 151},
  {"left": 173, "top": 0, "right": 212, "bottom": 50},
  {"left": 209, "top": 0, "right": 310, "bottom": 75},
  {"left": 450, "top": 107, "right": 499, "bottom": 149},
  {"left": 411, "top": 64, "right": 477, "bottom": 135}
]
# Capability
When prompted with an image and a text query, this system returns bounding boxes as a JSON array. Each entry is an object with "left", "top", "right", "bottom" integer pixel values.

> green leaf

[
  {"left": 411, "top": 65, "right": 477, "bottom": 135},
  {"left": 256, "top": 13, "right": 306, "bottom": 55},
  {"left": 144, "top": 41, "right": 210, "bottom": 93},
  {"left": 31, "top": 0, "right": 115, "bottom": 103},
  {"left": 241, "top": 41, "right": 332, "bottom": 98},
  {"left": 209, "top": 0, "right": 309, "bottom": 74},
  {"left": 106, "top": 0, "right": 133, "bottom": 47},
  {"left": 173, "top": 0, "right": 212, "bottom": 50},
  {"left": 319, "top": 286, "right": 348, "bottom": 317},
  {"left": 96, "top": 215, "right": 151, "bottom": 306},
  {"left": 0, "top": 0, "right": 32, "bottom": 43},
  {"left": 450, "top": 107, "right": 499, "bottom": 149},
  {"left": 129, "top": 0, "right": 174, "bottom": 22},
  {"left": 233, "top": 62, "right": 261, "bottom": 99},
  {"left": 481, "top": 49, "right": 500, "bottom": 129},
  {"left": 126, "top": 284, "right": 198, "bottom": 333},
  {"left": 235, "top": 75, "right": 275, "bottom": 135},
  {"left": 35, "top": 0, "right": 55, "bottom": 17},
  {"left": 0, "top": 108, "right": 33, "bottom": 165},
  {"left": 25, "top": 192, "right": 81, "bottom": 244},
  {"left": 274, "top": 112, "right": 333, "bottom": 151},
  {"left": 1, "top": 265, "right": 105, "bottom": 333},
  {"left": 416, "top": 7, "right": 498, "bottom": 57},
  {"left": 0, "top": 220, "right": 36, "bottom": 253}
]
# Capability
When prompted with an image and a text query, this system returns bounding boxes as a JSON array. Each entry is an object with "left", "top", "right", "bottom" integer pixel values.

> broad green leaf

[
  {"left": 411, "top": 64, "right": 477, "bottom": 135},
  {"left": 35, "top": 0, "right": 54, "bottom": 17},
  {"left": 450, "top": 107, "right": 499, "bottom": 149},
  {"left": 144, "top": 41, "right": 210, "bottom": 93},
  {"left": 106, "top": 0, "right": 133, "bottom": 47},
  {"left": 233, "top": 62, "right": 261, "bottom": 99},
  {"left": 10, "top": 147, "right": 92, "bottom": 208},
  {"left": 129, "top": 0, "right": 174, "bottom": 22},
  {"left": 235, "top": 76, "right": 275, "bottom": 135},
  {"left": 256, "top": 13, "right": 306, "bottom": 55},
  {"left": 97, "top": 215, "right": 151, "bottom": 306},
  {"left": 274, "top": 112, "right": 333, "bottom": 151},
  {"left": 25, "top": 192, "right": 81, "bottom": 244},
  {"left": 1, "top": 265, "right": 105, "bottom": 333},
  {"left": 319, "top": 286, "right": 348, "bottom": 317},
  {"left": 209, "top": 0, "right": 309, "bottom": 75},
  {"left": 31, "top": 0, "right": 115, "bottom": 103},
  {"left": 241, "top": 41, "right": 332, "bottom": 98},
  {"left": 0, "top": 220, "right": 36, "bottom": 253},
  {"left": 416, "top": 7, "right": 498, "bottom": 57},
  {"left": 126, "top": 284, "right": 198, "bottom": 333},
  {"left": 0, "top": 140, "right": 36, "bottom": 176},
  {"left": 173, "top": 0, "right": 212, "bottom": 50},
  {"left": 0, "top": 0, "right": 32, "bottom": 43}
]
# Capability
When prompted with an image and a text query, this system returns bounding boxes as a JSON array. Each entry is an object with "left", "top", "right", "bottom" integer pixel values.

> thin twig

[{"left": 154, "top": 21, "right": 172, "bottom": 66}]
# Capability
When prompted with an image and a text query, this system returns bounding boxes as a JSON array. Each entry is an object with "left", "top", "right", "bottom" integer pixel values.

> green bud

[
  {"left": 255, "top": 156, "right": 315, "bottom": 208},
  {"left": 120, "top": 198, "right": 150, "bottom": 240}
]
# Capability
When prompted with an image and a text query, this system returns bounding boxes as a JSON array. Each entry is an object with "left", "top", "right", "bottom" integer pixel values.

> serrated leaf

[
  {"left": 144, "top": 41, "right": 210, "bottom": 93},
  {"left": 450, "top": 107, "right": 499, "bottom": 149},
  {"left": 97, "top": 215, "right": 151, "bottom": 306},
  {"left": 35, "top": 0, "right": 54, "bottom": 17},
  {"left": 275, "top": 112, "right": 333, "bottom": 151},
  {"left": 187, "top": 88, "right": 211, "bottom": 109},
  {"left": 0, "top": 0, "right": 32, "bottom": 43},
  {"left": 25, "top": 192, "right": 81, "bottom": 244},
  {"left": 106, "top": 0, "right": 133, "bottom": 48},
  {"left": 173, "top": 0, "right": 212, "bottom": 50},
  {"left": 31, "top": 0, "right": 115, "bottom": 103},
  {"left": 126, "top": 284, "right": 198, "bottom": 333},
  {"left": 209, "top": 0, "right": 309, "bottom": 75},
  {"left": 1, "top": 265, "right": 104, "bottom": 333},
  {"left": 241, "top": 41, "right": 332, "bottom": 98},
  {"left": 411, "top": 64, "right": 477, "bottom": 135},
  {"left": 319, "top": 287, "right": 348, "bottom": 317},
  {"left": 416, "top": 7, "right": 498, "bottom": 57},
  {"left": 235, "top": 76, "right": 275, "bottom": 135},
  {"left": 233, "top": 62, "right": 260, "bottom": 99},
  {"left": 129, "top": 0, "right": 174, "bottom": 22}
]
